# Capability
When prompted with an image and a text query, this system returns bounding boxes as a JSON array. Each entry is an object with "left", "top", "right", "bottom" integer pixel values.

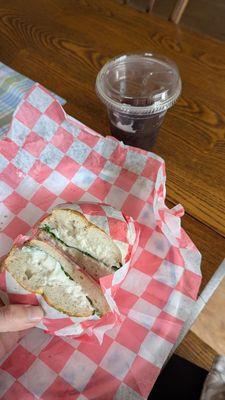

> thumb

[{"left": 0, "top": 305, "right": 44, "bottom": 332}]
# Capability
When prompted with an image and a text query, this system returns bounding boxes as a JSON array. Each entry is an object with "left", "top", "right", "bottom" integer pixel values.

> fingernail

[{"left": 26, "top": 306, "right": 44, "bottom": 322}]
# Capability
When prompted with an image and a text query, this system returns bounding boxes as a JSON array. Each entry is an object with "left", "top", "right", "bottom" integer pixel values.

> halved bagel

[
  {"left": 2, "top": 239, "right": 109, "bottom": 317},
  {"left": 38, "top": 208, "right": 123, "bottom": 280}
]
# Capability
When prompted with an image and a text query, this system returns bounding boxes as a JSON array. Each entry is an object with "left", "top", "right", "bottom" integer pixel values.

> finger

[{"left": 0, "top": 305, "right": 44, "bottom": 332}]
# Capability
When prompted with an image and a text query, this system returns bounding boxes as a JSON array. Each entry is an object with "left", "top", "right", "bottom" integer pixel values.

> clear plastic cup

[{"left": 96, "top": 53, "right": 181, "bottom": 150}]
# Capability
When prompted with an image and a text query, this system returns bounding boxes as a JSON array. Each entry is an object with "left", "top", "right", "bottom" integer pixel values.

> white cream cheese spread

[{"left": 21, "top": 246, "right": 90, "bottom": 308}]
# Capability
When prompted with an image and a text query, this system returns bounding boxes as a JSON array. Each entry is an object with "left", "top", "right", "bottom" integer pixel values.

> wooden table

[{"left": 0, "top": 0, "right": 225, "bottom": 371}]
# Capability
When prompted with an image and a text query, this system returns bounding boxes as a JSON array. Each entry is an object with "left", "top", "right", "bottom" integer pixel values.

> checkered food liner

[
  {"left": 0, "top": 83, "right": 202, "bottom": 399},
  {"left": 1, "top": 202, "right": 139, "bottom": 340}
]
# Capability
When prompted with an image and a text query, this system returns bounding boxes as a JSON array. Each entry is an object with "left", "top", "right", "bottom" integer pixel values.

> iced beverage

[{"left": 96, "top": 53, "right": 181, "bottom": 150}]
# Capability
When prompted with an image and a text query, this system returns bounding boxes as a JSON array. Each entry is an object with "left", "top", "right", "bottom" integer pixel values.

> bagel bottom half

[{"left": 2, "top": 239, "right": 109, "bottom": 317}]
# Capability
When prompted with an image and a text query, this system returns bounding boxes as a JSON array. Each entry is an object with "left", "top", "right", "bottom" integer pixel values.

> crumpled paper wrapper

[
  {"left": 1, "top": 202, "right": 139, "bottom": 341},
  {"left": 0, "top": 83, "right": 202, "bottom": 399}
]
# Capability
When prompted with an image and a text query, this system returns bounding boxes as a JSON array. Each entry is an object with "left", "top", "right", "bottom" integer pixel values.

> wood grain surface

[
  {"left": 191, "top": 277, "right": 225, "bottom": 355},
  {"left": 0, "top": 0, "right": 225, "bottom": 236},
  {"left": 0, "top": 0, "right": 224, "bottom": 371},
  {"left": 175, "top": 330, "right": 217, "bottom": 371}
]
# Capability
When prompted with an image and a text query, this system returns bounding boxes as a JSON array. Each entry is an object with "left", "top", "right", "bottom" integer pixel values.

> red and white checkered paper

[
  {"left": 2, "top": 202, "right": 139, "bottom": 339},
  {"left": 0, "top": 83, "right": 202, "bottom": 399}
]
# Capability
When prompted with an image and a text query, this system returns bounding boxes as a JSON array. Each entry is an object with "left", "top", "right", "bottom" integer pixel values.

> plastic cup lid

[{"left": 96, "top": 53, "right": 182, "bottom": 115}]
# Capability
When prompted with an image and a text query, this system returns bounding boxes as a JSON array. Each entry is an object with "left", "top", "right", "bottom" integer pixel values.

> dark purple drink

[{"left": 108, "top": 109, "right": 166, "bottom": 150}]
